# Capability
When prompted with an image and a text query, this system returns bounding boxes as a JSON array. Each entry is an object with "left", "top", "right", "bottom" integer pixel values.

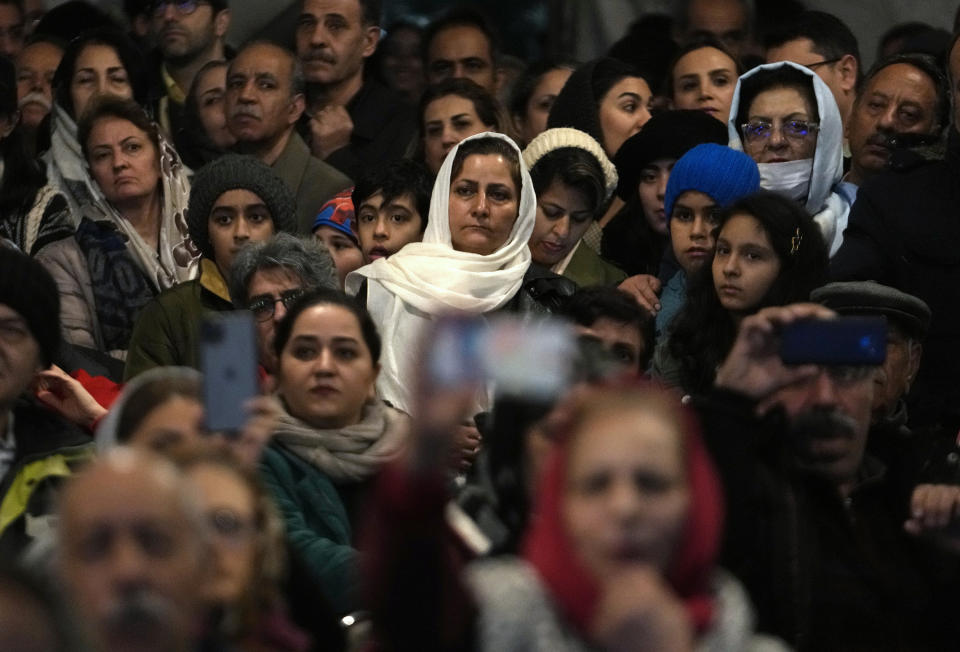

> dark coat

[
  {"left": 831, "top": 130, "right": 960, "bottom": 428},
  {"left": 693, "top": 389, "right": 960, "bottom": 651}
]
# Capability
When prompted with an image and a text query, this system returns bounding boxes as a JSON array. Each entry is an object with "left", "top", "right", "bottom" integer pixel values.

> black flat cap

[{"left": 811, "top": 281, "right": 932, "bottom": 339}]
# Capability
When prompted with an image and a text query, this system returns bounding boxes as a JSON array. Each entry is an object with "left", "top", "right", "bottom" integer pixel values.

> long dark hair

[{"left": 666, "top": 190, "right": 828, "bottom": 394}]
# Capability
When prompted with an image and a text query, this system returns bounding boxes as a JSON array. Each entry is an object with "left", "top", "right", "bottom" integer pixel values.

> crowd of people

[{"left": 2, "top": 0, "right": 960, "bottom": 650}]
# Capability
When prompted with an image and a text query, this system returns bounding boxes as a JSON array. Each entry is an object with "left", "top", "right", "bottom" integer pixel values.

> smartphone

[
  {"left": 199, "top": 312, "right": 259, "bottom": 434},
  {"left": 780, "top": 316, "right": 887, "bottom": 366},
  {"left": 425, "top": 314, "right": 576, "bottom": 402}
]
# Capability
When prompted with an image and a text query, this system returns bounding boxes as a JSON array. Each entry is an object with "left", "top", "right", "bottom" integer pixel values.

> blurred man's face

[
  {"left": 0, "top": 303, "right": 42, "bottom": 412},
  {"left": 59, "top": 455, "right": 206, "bottom": 652},
  {"left": 873, "top": 323, "right": 921, "bottom": 420},
  {"left": 425, "top": 24, "right": 497, "bottom": 92},
  {"left": 771, "top": 366, "right": 875, "bottom": 491},
  {"left": 685, "top": 0, "right": 749, "bottom": 58},
  {"left": 15, "top": 40, "right": 63, "bottom": 129}
]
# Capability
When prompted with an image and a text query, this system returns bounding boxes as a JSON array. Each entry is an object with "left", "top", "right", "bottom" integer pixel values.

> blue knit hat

[{"left": 663, "top": 143, "right": 760, "bottom": 220}]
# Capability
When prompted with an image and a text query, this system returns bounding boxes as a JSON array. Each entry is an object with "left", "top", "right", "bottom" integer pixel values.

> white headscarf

[
  {"left": 727, "top": 61, "right": 850, "bottom": 256},
  {"left": 346, "top": 132, "right": 536, "bottom": 414}
]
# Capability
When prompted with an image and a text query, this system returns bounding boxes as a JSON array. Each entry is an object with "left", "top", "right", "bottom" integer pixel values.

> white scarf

[
  {"left": 44, "top": 103, "right": 198, "bottom": 290},
  {"left": 346, "top": 132, "right": 536, "bottom": 414}
]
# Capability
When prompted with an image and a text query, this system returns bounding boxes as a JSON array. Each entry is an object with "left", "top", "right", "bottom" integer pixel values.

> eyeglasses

[
  {"left": 741, "top": 120, "right": 820, "bottom": 144},
  {"left": 151, "top": 0, "right": 209, "bottom": 17},
  {"left": 248, "top": 288, "right": 305, "bottom": 322},
  {"left": 804, "top": 57, "right": 843, "bottom": 70}
]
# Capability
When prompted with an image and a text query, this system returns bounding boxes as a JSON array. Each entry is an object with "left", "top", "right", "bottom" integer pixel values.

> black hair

[
  {"left": 562, "top": 285, "right": 655, "bottom": 369},
  {"left": 273, "top": 287, "right": 381, "bottom": 365},
  {"left": 590, "top": 57, "right": 646, "bottom": 106},
  {"left": 352, "top": 158, "right": 432, "bottom": 233},
  {"left": 115, "top": 372, "right": 202, "bottom": 444},
  {"left": 764, "top": 10, "right": 861, "bottom": 71},
  {"left": 508, "top": 58, "right": 578, "bottom": 120},
  {"left": 422, "top": 5, "right": 500, "bottom": 66},
  {"left": 52, "top": 27, "right": 148, "bottom": 119},
  {"left": 878, "top": 22, "right": 951, "bottom": 61},
  {"left": 665, "top": 35, "right": 742, "bottom": 99},
  {"left": 450, "top": 135, "right": 521, "bottom": 200},
  {"left": 666, "top": 190, "right": 827, "bottom": 394},
  {"left": 356, "top": 0, "right": 381, "bottom": 26},
  {"left": 175, "top": 59, "right": 229, "bottom": 169},
  {"left": 607, "top": 14, "right": 677, "bottom": 94},
  {"left": 735, "top": 64, "right": 818, "bottom": 139},
  {"left": 528, "top": 147, "right": 606, "bottom": 218},
  {"left": 34, "top": 2, "right": 118, "bottom": 44},
  {"left": 856, "top": 53, "right": 950, "bottom": 130}
]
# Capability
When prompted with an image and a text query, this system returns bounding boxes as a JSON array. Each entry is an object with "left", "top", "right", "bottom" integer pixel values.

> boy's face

[{"left": 355, "top": 191, "right": 424, "bottom": 262}]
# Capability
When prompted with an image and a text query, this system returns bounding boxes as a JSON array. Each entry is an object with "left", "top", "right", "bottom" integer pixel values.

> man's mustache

[{"left": 18, "top": 91, "right": 51, "bottom": 111}]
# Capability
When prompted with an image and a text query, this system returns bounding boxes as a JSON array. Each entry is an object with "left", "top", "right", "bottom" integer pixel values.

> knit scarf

[
  {"left": 45, "top": 103, "right": 198, "bottom": 291},
  {"left": 273, "top": 401, "right": 409, "bottom": 483}
]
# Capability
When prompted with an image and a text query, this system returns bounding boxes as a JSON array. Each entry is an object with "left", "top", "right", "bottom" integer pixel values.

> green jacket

[
  {"left": 271, "top": 131, "right": 353, "bottom": 234},
  {"left": 260, "top": 442, "right": 359, "bottom": 615},
  {"left": 562, "top": 242, "right": 627, "bottom": 288},
  {"left": 124, "top": 259, "right": 233, "bottom": 381}
]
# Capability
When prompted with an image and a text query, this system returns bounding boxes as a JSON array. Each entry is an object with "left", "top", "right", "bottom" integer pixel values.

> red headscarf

[{"left": 522, "top": 383, "right": 725, "bottom": 636}]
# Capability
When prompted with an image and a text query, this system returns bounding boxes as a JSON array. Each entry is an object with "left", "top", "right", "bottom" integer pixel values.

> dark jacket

[
  {"left": 694, "top": 389, "right": 960, "bottom": 651},
  {"left": 0, "top": 399, "right": 94, "bottom": 556},
  {"left": 124, "top": 259, "right": 233, "bottom": 381},
  {"left": 831, "top": 129, "right": 960, "bottom": 428}
]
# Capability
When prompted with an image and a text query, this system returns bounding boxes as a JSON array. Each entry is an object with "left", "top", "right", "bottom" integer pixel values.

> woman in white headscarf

[
  {"left": 727, "top": 61, "right": 850, "bottom": 257},
  {"left": 346, "top": 132, "right": 548, "bottom": 415}
]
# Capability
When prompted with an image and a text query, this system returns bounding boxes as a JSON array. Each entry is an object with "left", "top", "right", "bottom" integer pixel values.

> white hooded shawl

[
  {"left": 727, "top": 61, "right": 850, "bottom": 257},
  {"left": 345, "top": 132, "right": 536, "bottom": 414}
]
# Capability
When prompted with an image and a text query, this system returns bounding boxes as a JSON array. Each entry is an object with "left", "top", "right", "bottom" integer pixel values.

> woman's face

[
  {"left": 128, "top": 395, "right": 205, "bottom": 458},
  {"left": 516, "top": 67, "right": 573, "bottom": 146},
  {"left": 671, "top": 46, "right": 737, "bottom": 124},
  {"left": 423, "top": 95, "right": 493, "bottom": 174},
  {"left": 712, "top": 213, "right": 781, "bottom": 313},
  {"left": 637, "top": 158, "right": 674, "bottom": 235},
  {"left": 87, "top": 116, "right": 161, "bottom": 208},
  {"left": 528, "top": 179, "right": 593, "bottom": 267},
  {"left": 448, "top": 153, "right": 520, "bottom": 255},
  {"left": 598, "top": 76, "right": 652, "bottom": 156},
  {"left": 669, "top": 190, "right": 720, "bottom": 275},
  {"left": 70, "top": 43, "right": 132, "bottom": 118},
  {"left": 563, "top": 403, "right": 689, "bottom": 582},
  {"left": 187, "top": 464, "right": 258, "bottom": 605},
  {"left": 195, "top": 64, "right": 235, "bottom": 150},
  {"left": 277, "top": 303, "right": 378, "bottom": 430},
  {"left": 742, "top": 86, "right": 818, "bottom": 163}
]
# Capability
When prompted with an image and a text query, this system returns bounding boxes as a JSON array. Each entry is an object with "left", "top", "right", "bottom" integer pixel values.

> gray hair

[{"left": 229, "top": 233, "right": 338, "bottom": 307}]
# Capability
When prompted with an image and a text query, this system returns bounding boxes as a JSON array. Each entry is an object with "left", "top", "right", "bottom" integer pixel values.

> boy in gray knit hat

[{"left": 124, "top": 155, "right": 297, "bottom": 380}]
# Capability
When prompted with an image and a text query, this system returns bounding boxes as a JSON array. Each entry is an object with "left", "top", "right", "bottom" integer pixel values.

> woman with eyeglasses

[
  {"left": 728, "top": 62, "right": 850, "bottom": 257},
  {"left": 123, "top": 155, "right": 296, "bottom": 380}
]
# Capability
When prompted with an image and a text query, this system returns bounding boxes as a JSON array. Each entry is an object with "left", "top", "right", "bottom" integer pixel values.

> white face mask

[{"left": 757, "top": 158, "right": 813, "bottom": 203}]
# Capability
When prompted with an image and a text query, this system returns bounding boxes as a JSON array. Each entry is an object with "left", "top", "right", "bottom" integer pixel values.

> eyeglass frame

[
  {"left": 803, "top": 57, "right": 843, "bottom": 70},
  {"left": 740, "top": 119, "right": 821, "bottom": 144},
  {"left": 247, "top": 288, "right": 306, "bottom": 322},
  {"left": 151, "top": 0, "right": 211, "bottom": 17}
]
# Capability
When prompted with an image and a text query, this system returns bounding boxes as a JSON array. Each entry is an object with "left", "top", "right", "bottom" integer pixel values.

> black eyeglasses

[
  {"left": 248, "top": 288, "right": 305, "bottom": 322},
  {"left": 741, "top": 120, "right": 820, "bottom": 143},
  {"left": 151, "top": 0, "right": 209, "bottom": 17},
  {"left": 804, "top": 57, "right": 843, "bottom": 70}
]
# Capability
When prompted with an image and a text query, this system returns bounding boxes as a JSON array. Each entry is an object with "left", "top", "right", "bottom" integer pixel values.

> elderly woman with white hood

[
  {"left": 346, "top": 132, "right": 569, "bottom": 416},
  {"left": 727, "top": 61, "right": 849, "bottom": 257}
]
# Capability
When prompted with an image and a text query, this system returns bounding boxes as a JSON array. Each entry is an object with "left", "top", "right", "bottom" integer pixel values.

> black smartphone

[
  {"left": 780, "top": 316, "right": 887, "bottom": 366},
  {"left": 199, "top": 312, "right": 259, "bottom": 434}
]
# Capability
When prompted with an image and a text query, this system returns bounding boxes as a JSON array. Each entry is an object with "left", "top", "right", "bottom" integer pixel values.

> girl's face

[
  {"left": 528, "top": 179, "right": 593, "bottom": 267},
  {"left": 277, "top": 303, "right": 378, "bottom": 430},
  {"left": 195, "top": 64, "right": 235, "bottom": 150},
  {"left": 187, "top": 464, "right": 258, "bottom": 605},
  {"left": 669, "top": 190, "right": 720, "bottom": 275},
  {"left": 598, "top": 76, "right": 652, "bottom": 156},
  {"left": 562, "top": 403, "right": 689, "bottom": 582},
  {"left": 70, "top": 43, "right": 132, "bottom": 118},
  {"left": 516, "top": 67, "right": 573, "bottom": 146},
  {"left": 671, "top": 46, "right": 737, "bottom": 124},
  {"left": 448, "top": 153, "right": 519, "bottom": 255},
  {"left": 423, "top": 95, "right": 493, "bottom": 174},
  {"left": 742, "top": 86, "right": 819, "bottom": 163},
  {"left": 313, "top": 225, "right": 364, "bottom": 289},
  {"left": 712, "top": 213, "right": 782, "bottom": 313},
  {"left": 128, "top": 395, "right": 205, "bottom": 458},
  {"left": 637, "top": 158, "right": 674, "bottom": 235}
]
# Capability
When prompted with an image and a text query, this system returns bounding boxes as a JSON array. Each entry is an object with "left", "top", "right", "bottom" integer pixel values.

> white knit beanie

[{"left": 522, "top": 127, "right": 619, "bottom": 202}]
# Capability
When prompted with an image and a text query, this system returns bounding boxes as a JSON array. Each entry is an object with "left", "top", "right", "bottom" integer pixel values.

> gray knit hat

[{"left": 187, "top": 154, "right": 297, "bottom": 260}]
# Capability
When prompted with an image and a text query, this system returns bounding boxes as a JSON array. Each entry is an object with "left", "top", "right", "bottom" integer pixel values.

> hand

[
  {"left": 309, "top": 105, "right": 354, "bottom": 159},
  {"left": 714, "top": 303, "right": 835, "bottom": 402},
  {"left": 452, "top": 422, "right": 482, "bottom": 472},
  {"left": 618, "top": 274, "right": 662, "bottom": 314},
  {"left": 905, "top": 484, "right": 960, "bottom": 553},
  {"left": 211, "top": 395, "right": 282, "bottom": 468},
  {"left": 32, "top": 365, "right": 107, "bottom": 430},
  {"left": 591, "top": 567, "right": 694, "bottom": 652}
]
